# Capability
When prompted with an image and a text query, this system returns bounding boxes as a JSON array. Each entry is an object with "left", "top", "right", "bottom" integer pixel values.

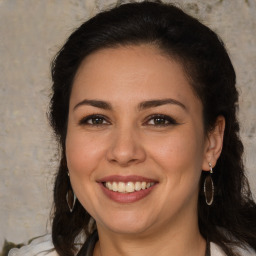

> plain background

[{"left": 0, "top": 0, "right": 256, "bottom": 249}]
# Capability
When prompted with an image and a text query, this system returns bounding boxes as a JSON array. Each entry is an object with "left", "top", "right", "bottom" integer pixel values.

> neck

[{"left": 93, "top": 207, "right": 206, "bottom": 256}]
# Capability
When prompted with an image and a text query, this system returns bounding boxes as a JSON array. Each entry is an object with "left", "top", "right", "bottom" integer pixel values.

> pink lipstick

[{"left": 97, "top": 175, "right": 158, "bottom": 203}]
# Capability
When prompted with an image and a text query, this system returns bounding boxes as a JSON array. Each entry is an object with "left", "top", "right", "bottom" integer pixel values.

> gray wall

[{"left": 1, "top": 0, "right": 256, "bottom": 248}]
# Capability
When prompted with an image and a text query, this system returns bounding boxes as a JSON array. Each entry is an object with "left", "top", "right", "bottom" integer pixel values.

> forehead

[{"left": 71, "top": 44, "right": 201, "bottom": 110}]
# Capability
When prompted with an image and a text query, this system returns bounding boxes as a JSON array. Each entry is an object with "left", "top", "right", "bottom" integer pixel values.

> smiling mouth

[{"left": 103, "top": 181, "right": 155, "bottom": 193}]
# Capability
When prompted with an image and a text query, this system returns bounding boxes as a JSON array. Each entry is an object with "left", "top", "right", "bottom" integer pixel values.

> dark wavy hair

[{"left": 49, "top": 1, "right": 256, "bottom": 255}]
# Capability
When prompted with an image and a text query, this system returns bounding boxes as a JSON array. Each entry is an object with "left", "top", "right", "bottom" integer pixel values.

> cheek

[
  {"left": 146, "top": 128, "right": 205, "bottom": 187},
  {"left": 151, "top": 133, "right": 203, "bottom": 165},
  {"left": 65, "top": 129, "right": 105, "bottom": 178},
  {"left": 65, "top": 129, "right": 107, "bottom": 215}
]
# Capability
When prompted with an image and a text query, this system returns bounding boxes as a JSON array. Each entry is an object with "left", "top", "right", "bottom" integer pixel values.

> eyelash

[
  {"left": 79, "top": 114, "right": 110, "bottom": 126},
  {"left": 144, "top": 114, "right": 179, "bottom": 126},
  {"left": 79, "top": 114, "right": 179, "bottom": 127}
]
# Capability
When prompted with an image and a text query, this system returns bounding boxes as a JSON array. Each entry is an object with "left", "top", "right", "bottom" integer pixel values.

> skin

[{"left": 66, "top": 44, "right": 225, "bottom": 256}]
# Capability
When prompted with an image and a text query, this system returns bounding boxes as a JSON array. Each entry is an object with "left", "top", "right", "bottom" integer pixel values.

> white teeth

[
  {"left": 117, "top": 182, "right": 126, "bottom": 193},
  {"left": 126, "top": 182, "right": 135, "bottom": 193},
  {"left": 106, "top": 182, "right": 111, "bottom": 189},
  {"left": 104, "top": 181, "right": 155, "bottom": 193},
  {"left": 135, "top": 181, "right": 142, "bottom": 191},
  {"left": 112, "top": 182, "right": 118, "bottom": 192}
]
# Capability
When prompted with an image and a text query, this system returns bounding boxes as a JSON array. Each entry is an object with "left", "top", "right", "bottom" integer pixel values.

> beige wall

[{"left": 1, "top": 0, "right": 256, "bottom": 248}]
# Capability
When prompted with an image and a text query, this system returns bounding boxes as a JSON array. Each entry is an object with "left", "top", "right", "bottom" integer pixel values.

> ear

[{"left": 202, "top": 116, "right": 225, "bottom": 171}]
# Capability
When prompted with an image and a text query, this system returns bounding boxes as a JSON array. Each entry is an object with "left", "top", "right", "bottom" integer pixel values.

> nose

[{"left": 106, "top": 126, "right": 146, "bottom": 167}]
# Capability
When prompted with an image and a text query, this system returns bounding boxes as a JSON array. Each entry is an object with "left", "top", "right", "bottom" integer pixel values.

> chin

[{"left": 97, "top": 212, "right": 154, "bottom": 235}]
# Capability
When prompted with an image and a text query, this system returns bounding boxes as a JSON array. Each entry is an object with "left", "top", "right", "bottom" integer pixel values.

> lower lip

[{"left": 99, "top": 183, "right": 156, "bottom": 203}]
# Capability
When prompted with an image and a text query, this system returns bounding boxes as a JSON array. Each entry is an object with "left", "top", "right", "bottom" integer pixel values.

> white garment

[
  {"left": 8, "top": 235, "right": 58, "bottom": 256},
  {"left": 8, "top": 234, "right": 255, "bottom": 256}
]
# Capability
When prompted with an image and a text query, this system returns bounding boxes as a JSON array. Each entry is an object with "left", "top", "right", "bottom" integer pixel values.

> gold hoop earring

[{"left": 204, "top": 162, "right": 214, "bottom": 206}]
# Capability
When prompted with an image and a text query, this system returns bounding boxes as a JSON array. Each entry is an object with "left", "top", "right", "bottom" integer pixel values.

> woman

[{"left": 9, "top": 1, "right": 256, "bottom": 256}]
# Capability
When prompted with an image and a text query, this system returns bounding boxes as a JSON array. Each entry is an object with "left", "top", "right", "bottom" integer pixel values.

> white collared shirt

[{"left": 8, "top": 234, "right": 255, "bottom": 256}]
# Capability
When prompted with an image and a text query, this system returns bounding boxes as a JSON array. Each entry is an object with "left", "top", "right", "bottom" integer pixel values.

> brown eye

[
  {"left": 90, "top": 117, "right": 105, "bottom": 125},
  {"left": 146, "top": 114, "right": 178, "bottom": 126},
  {"left": 152, "top": 117, "right": 168, "bottom": 125},
  {"left": 79, "top": 115, "right": 109, "bottom": 126}
]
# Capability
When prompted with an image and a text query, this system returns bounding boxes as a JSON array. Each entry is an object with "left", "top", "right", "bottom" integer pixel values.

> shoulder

[
  {"left": 211, "top": 242, "right": 225, "bottom": 256},
  {"left": 211, "top": 242, "right": 255, "bottom": 256},
  {"left": 8, "top": 234, "right": 255, "bottom": 256},
  {"left": 8, "top": 234, "right": 58, "bottom": 256}
]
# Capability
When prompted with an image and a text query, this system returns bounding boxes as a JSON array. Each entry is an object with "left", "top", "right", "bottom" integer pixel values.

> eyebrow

[
  {"left": 138, "top": 99, "right": 186, "bottom": 111},
  {"left": 73, "top": 98, "right": 186, "bottom": 111},
  {"left": 73, "top": 99, "right": 112, "bottom": 111}
]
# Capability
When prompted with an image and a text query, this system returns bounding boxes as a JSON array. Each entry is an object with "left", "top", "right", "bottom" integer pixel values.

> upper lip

[{"left": 97, "top": 175, "right": 158, "bottom": 183}]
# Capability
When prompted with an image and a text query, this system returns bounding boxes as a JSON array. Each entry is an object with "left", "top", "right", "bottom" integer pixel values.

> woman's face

[{"left": 66, "top": 45, "right": 211, "bottom": 236}]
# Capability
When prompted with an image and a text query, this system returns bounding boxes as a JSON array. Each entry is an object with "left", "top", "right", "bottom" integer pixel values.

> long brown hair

[{"left": 49, "top": 1, "right": 256, "bottom": 255}]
